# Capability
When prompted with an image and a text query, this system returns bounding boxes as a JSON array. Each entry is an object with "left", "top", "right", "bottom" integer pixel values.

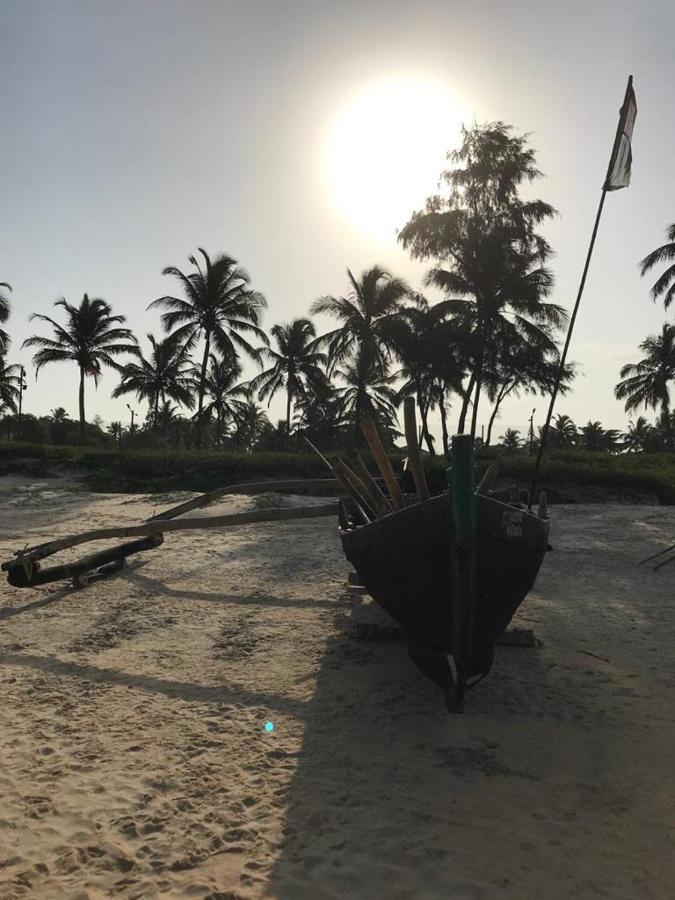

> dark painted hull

[{"left": 339, "top": 493, "right": 549, "bottom": 690}]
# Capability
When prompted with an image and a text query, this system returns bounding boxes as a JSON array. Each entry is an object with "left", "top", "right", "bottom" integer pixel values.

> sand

[{"left": 0, "top": 474, "right": 674, "bottom": 899}]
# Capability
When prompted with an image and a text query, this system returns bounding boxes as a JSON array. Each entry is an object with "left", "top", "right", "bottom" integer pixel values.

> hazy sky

[{"left": 2, "top": 0, "right": 674, "bottom": 441}]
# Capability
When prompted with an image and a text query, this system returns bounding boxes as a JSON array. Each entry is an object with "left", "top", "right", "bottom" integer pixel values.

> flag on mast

[{"left": 604, "top": 76, "right": 637, "bottom": 191}]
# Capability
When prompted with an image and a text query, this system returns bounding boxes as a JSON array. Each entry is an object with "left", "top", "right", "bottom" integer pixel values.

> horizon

[{"left": 2, "top": 0, "right": 675, "bottom": 442}]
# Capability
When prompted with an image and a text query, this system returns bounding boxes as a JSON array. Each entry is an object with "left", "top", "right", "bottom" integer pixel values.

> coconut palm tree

[
  {"left": 483, "top": 339, "right": 574, "bottom": 448},
  {"left": 149, "top": 248, "right": 267, "bottom": 447},
  {"left": 335, "top": 355, "right": 399, "bottom": 444},
  {"left": 200, "top": 353, "right": 248, "bottom": 448},
  {"left": 113, "top": 333, "right": 195, "bottom": 427},
  {"left": 623, "top": 416, "right": 655, "bottom": 452},
  {"left": 640, "top": 224, "right": 675, "bottom": 309},
  {"left": 0, "top": 359, "right": 21, "bottom": 413},
  {"left": 579, "top": 421, "right": 614, "bottom": 452},
  {"left": 48, "top": 406, "right": 70, "bottom": 424},
  {"left": 499, "top": 428, "right": 521, "bottom": 451},
  {"left": 23, "top": 294, "right": 137, "bottom": 442},
  {"left": 0, "top": 282, "right": 11, "bottom": 356},
  {"left": 250, "top": 318, "right": 327, "bottom": 440},
  {"left": 293, "top": 376, "right": 347, "bottom": 450},
  {"left": 311, "top": 266, "right": 409, "bottom": 437},
  {"left": 382, "top": 296, "right": 460, "bottom": 455},
  {"left": 551, "top": 413, "right": 577, "bottom": 448},
  {"left": 232, "top": 391, "right": 270, "bottom": 452},
  {"left": 615, "top": 324, "right": 675, "bottom": 450}
]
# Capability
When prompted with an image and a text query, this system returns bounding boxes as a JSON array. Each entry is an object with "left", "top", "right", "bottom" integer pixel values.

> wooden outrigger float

[{"left": 1, "top": 480, "right": 340, "bottom": 589}]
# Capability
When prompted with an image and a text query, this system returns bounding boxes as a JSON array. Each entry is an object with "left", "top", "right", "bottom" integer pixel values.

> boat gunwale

[{"left": 338, "top": 490, "right": 549, "bottom": 537}]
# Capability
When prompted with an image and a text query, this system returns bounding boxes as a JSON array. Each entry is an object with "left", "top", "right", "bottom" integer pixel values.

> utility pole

[{"left": 528, "top": 408, "right": 536, "bottom": 456}]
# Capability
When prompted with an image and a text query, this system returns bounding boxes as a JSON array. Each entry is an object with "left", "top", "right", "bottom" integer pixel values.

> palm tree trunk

[
  {"left": 485, "top": 403, "right": 499, "bottom": 448},
  {"left": 286, "top": 388, "right": 292, "bottom": 448},
  {"left": 417, "top": 389, "right": 435, "bottom": 456},
  {"left": 196, "top": 332, "right": 211, "bottom": 450},
  {"left": 662, "top": 403, "right": 674, "bottom": 451},
  {"left": 216, "top": 408, "right": 222, "bottom": 449},
  {"left": 438, "top": 387, "right": 449, "bottom": 457},
  {"left": 457, "top": 371, "right": 476, "bottom": 433},
  {"left": 469, "top": 349, "right": 485, "bottom": 443},
  {"left": 355, "top": 380, "right": 366, "bottom": 443},
  {"left": 485, "top": 382, "right": 514, "bottom": 447},
  {"left": 78, "top": 365, "right": 86, "bottom": 444},
  {"left": 153, "top": 393, "right": 160, "bottom": 430}
]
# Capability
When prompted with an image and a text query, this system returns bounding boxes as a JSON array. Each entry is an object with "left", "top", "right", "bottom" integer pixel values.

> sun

[{"left": 323, "top": 75, "right": 468, "bottom": 244}]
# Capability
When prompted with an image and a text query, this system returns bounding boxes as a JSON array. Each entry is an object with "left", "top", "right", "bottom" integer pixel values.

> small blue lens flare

[{"left": 264, "top": 721, "right": 274, "bottom": 733}]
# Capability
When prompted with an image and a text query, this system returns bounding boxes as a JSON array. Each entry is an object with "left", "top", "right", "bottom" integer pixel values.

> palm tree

[
  {"left": 23, "top": 294, "right": 137, "bottom": 442},
  {"left": 551, "top": 413, "right": 577, "bottom": 448},
  {"left": 399, "top": 123, "right": 564, "bottom": 440},
  {"left": 149, "top": 248, "right": 267, "bottom": 447},
  {"left": 615, "top": 324, "right": 675, "bottom": 450},
  {"left": 0, "top": 282, "right": 11, "bottom": 356},
  {"left": 232, "top": 392, "right": 270, "bottom": 452},
  {"left": 640, "top": 224, "right": 675, "bottom": 309},
  {"left": 200, "top": 353, "right": 248, "bottom": 448},
  {"left": 500, "top": 428, "right": 521, "bottom": 451},
  {"left": 113, "top": 333, "right": 195, "bottom": 427},
  {"left": 311, "top": 266, "right": 409, "bottom": 437},
  {"left": 0, "top": 359, "right": 21, "bottom": 413},
  {"left": 483, "top": 339, "right": 574, "bottom": 448},
  {"left": 108, "top": 420, "right": 123, "bottom": 448},
  {"left": 293, "top": 375, "right": 347, "bottom": 450},
  {"left": 623, "top": 416, "right": 655, "bottom": 452},
  {"left": 48, "top": 406, "right": 70, "bottom": 424},
  {"left": 383, "top": 297, "right": 464, "bottom": 455},
  {"left": 250, "top": 318, "right": 327, "bottom": 439},
  {"left": 335, "top": 355, "right": 399, "bottom": 444},
  {"left": 579, "top": 421, "right": 608, "bottom": 451}
]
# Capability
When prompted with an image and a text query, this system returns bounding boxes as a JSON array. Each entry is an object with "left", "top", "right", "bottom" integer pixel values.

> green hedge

[{"left": 1, "top": 442, "right": 674, "bottom": 502}]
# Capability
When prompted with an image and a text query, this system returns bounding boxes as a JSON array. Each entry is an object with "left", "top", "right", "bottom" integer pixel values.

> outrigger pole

[{"left": 529, "top": 76, "right": 637, "bottom": 507}]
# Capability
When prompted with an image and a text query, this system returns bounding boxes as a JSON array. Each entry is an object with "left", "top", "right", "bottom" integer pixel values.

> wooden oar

[
  {"left": 403, "top": 397, "right": 429, "bottom": 501},
  {"left": 302, "top": 439, "right": 371, "bottom": 523},
  {"left": 2, "top": 503, "right": 338, "bottom": 569},
  {"left": 346, "top": 453, "right": 392, "bottom": 516},
  {"left": 333, "top": 459, "right": 377, "bottom": 521},
  {"left": 476, "top": 464, "right": 499, "bottom": 496},
  {"left": 359, "top": 418, "right": 404, "bottom": 511}
]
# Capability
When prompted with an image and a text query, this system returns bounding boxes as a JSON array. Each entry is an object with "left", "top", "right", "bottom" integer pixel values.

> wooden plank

[
  {"left": 403, "top": 397, "right": 429, "bottom": 501},
  {"left": 359, "top": 418, "right": 404, "bottom": 511}
]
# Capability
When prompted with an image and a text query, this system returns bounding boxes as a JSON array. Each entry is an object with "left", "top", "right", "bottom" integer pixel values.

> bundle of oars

[{"left": 306, "top": 397, "right": 431, "bottom": 523}]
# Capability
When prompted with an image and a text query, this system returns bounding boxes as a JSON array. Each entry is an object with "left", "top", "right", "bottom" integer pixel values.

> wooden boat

[{"left": 338, "top": 488, "right": 550, "bottom": 710}]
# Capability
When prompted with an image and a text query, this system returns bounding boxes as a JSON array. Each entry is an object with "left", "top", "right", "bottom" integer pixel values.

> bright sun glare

[{"left": 324, "top": 76, "right": 468, "bottom": 244}]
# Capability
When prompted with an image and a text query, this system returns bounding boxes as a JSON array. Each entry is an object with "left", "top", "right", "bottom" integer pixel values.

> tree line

[{"left": 1, "top": 123, "right": 674, "bottom": 456}]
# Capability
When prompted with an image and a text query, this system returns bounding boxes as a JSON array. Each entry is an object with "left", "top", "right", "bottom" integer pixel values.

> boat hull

[{"left": 339, "top": 493, "right": 549, "bottom": 687}]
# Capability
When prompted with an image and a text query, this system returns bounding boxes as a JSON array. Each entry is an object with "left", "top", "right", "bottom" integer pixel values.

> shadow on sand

[{"left": 265, "top": 616, "right": 599, "bottom": 900}]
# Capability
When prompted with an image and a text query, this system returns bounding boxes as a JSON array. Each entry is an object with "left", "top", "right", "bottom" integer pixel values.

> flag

[{"left": 604, "top": 76, "right": 637, "bottom": 191}]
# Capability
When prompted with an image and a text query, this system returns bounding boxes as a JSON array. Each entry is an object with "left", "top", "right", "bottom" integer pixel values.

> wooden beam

[
  {"left": 403, "top": 397, "right": 430, "bottom": 501},
  {"left": 359, "top": 418, "right": 404, "bottom": 511},
  {"left": 2, "top": 503, "right": 338, "bottom": 569},
  {"left": 150, "top": 478, "right": 340, "bottom": 521}
]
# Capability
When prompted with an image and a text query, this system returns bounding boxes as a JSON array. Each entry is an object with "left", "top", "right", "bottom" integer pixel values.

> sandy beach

[{"left": 1, "top": 475, "right": 674, "bottom": 899}]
